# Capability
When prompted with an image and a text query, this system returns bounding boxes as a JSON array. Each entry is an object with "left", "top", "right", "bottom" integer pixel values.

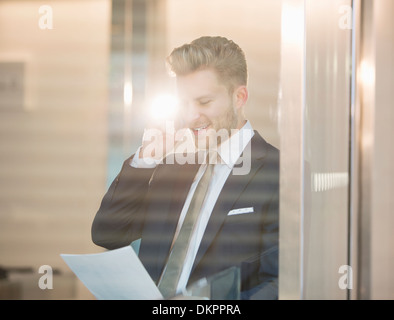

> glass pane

[{"left": 303, "top": 0, "right": 352, "bottom": 299}]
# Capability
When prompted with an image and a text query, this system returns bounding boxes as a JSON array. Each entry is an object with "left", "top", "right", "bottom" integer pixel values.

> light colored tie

[{"left": 158, "top": 162, "right": 215, "bottom": 298}]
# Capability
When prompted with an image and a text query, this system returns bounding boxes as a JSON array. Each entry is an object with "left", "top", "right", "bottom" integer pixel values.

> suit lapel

[{"left": 191, "top": 133, "right": 268, "bottom": 274}]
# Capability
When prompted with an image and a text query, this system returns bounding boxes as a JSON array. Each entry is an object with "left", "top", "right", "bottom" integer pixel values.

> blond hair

[{"left": 166, "top": 36, "right": 248, "bottom": 92}]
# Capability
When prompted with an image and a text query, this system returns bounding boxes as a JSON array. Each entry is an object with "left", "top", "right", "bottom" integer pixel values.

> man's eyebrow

[{"left": 178, "top": 94, "right": 214, "bottom": 103}]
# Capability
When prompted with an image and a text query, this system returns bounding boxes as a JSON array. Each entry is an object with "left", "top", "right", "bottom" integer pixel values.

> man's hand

[{"left": 139, "top": 120, "right": 193, "bottom": 161}]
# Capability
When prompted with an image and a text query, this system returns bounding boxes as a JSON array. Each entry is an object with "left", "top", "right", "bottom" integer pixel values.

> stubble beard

[{"left": 195, "top": 102, "right": 238, "bottom": 151}]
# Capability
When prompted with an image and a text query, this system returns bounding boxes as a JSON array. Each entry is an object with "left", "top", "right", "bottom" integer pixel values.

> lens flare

[{"left": 149, "top": 94, "right": 179, "bottom": 121}]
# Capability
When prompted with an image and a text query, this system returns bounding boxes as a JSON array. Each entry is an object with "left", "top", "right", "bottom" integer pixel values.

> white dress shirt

[{"left": 130, "top": 121, "right": 254, "bottom": 295}]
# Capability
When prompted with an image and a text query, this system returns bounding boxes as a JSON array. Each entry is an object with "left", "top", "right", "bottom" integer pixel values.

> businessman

[{"left": 92, "top": 36, "right": 279, "bottom": 300}]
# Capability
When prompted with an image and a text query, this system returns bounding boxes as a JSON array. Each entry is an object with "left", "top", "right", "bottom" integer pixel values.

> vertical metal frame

[
  {"left": 357, "top": 0, "right": 375, "bottom": 300},
  {"left": 348, "top": 0, "right": 362, "bottom": 300}
]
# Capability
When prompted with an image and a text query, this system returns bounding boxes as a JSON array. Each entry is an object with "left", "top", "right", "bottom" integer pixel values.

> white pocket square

[{"left": 227, "top": 207, "right": 254, "bottom": 216}]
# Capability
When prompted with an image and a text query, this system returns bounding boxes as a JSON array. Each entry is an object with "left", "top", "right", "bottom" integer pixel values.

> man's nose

[{"left": 183, "top": 103, "right": 201, "bottom": 124}]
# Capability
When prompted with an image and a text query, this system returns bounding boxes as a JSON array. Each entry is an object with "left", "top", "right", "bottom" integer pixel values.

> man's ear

[{"left": 234, "top": 85, "right": 248, "bottom": 110}]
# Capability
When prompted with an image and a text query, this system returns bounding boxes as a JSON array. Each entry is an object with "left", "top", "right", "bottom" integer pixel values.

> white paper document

[{"left": 61, "top": 246, "right": 163, "bottom": 300}]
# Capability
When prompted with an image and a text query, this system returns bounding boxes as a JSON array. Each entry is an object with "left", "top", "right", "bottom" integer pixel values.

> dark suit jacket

[{"left": 91, "top": 131, "right": 279, "bottom": 299}]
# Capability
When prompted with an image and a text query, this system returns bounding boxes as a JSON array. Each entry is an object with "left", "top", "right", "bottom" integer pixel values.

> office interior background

[{"left": 0, "top": 0, "right": 392, "bottom": 299}]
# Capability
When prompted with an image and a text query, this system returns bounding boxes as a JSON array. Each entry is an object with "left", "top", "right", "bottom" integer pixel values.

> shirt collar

[{"left": 215, "top": 120, "right": 255, "bottom": 169}]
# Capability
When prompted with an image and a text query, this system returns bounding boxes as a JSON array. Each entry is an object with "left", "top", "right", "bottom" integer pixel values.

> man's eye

[{"left": 199, "top": 100, "right": 211, "bottom": 106}]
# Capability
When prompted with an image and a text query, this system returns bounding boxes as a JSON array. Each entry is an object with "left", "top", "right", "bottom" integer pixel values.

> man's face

[{"left": 176, "top": 68, "right": 242, "bottom": 149}]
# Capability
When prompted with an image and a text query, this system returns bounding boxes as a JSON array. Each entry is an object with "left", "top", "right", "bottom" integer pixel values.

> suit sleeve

[{"left": 91, "top": 155, "right": 156, "bottom": 250}]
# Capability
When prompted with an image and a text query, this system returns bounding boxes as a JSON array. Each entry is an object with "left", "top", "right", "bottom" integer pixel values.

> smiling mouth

[{"left": 192, "top": 124, "right": 211, "bottom": 135}]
